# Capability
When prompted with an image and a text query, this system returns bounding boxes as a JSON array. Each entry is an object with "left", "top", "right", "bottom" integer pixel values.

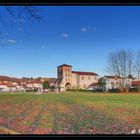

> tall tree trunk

[{"left": 138, "top": 76, "right": 140, "bottom": 93}]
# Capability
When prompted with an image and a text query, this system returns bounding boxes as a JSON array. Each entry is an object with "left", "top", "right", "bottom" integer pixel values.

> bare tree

[
  {"left": 134, "top": 51, "right": 140, "bottom": 92},
  {"left": 128, "top": 50, "right": 134, "bottom": 76},
  {"left": 107, "top": 49, "right": 133, "bottom": 93},
  {"left": 0, "top": 6, "right": 42, "bottom": 23}
]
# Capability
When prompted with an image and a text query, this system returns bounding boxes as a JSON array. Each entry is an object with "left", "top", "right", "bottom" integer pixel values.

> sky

[{"left": 0, "top": 6, "right": 140, "bottom": 78}]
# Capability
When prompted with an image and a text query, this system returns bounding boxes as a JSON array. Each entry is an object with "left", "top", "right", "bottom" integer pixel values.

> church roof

[{"left": 72, "top": 71, "right": 98, "bottom": 76}]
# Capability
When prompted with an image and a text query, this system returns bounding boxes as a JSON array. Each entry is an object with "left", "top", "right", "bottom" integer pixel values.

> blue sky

[{"left": 0, "top": 6, "right": 140, "bottom": 78}]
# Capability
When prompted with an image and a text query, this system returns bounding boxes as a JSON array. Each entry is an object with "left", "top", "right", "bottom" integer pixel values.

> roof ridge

[{"left": 72, "top": 71, "right": 98, "bottom": 76}]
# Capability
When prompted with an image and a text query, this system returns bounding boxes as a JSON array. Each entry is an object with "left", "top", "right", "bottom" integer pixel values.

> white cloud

[
  {"left": 61, "top": 33, "right": 69, "bottom": 39},
  {"left": 7, "top": 40, "right": 16, "bottom": 43},
  {"left": 81, "top": 27, "right": 88, "bottom": 32},
  {"left": 0, "top": 39, "right": 16, "bottom": 46},
  {"left": 81, "top": 26, "right": 97, "bottom": 32}
]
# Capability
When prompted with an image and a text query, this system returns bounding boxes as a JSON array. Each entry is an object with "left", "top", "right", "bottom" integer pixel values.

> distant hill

[
  {"left": 0, "top": 75, "right": 22, "bottom": 82},
  {"left": 0, "top": 75, "right": 56, "bottom": 84}
]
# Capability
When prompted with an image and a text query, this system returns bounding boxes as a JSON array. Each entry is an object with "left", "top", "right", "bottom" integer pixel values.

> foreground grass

[{"left": 0, "top": 92, "right": 140, "bottom": 134}]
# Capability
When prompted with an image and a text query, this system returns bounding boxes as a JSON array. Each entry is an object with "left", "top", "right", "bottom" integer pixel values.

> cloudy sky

[{"left": 0, "top": 6, "right": 140, "bottom": 78}]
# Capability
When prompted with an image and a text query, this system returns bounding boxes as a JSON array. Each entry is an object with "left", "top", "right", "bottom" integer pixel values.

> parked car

[
  {"left": 44, "top": 89, "right": 49, "bottom": 92},
  {"left": 85, "top": 87, "right": 93, "bottom": 91}
]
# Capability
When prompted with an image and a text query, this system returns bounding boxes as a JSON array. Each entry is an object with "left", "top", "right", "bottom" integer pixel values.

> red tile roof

[
  {"left": 7, "top": 85, "right": 16, "bottom": 88},
  {"left": 0, "top": 83, "right": 8, "bottom": 86},
  {"left": 72, "top": 71, "right": 98, "bottom": 76},
  {"left": 132, "top": 81, "right": 140, "bottom": 86}
]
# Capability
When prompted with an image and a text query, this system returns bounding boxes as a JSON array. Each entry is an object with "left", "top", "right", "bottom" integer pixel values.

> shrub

[
  {"left": 129, "top": 87, "right": 138, "bottom": 92},
  {"left": 108, "top": 88, "right": 121, "bottom": 93}
]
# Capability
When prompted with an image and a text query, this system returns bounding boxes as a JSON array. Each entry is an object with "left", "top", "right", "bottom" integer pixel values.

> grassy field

[{"left": 0, "top": 91, "right": 140, "bottom": 134}]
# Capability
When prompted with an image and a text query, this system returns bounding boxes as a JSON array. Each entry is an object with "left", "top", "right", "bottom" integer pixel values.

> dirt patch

[{"left": 0, "top": 125, "right": 20, "bottom": 134}]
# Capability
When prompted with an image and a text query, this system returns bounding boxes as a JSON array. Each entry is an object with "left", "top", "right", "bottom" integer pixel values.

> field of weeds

[{"left": 0, "top": 92, "right": 140, "bottom": 134}]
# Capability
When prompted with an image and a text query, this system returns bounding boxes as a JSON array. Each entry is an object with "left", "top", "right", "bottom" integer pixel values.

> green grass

[{"left": 0, "top": 92, "right": 140, "bottom": 134}]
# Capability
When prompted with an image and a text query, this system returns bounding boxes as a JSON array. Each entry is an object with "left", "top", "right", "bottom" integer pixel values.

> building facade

[
  {"left": 103, "top": 76, "right": 133, "bottom": 91},
  {"left": 55, "top": 64, "right": 99, "bottom": 91}
]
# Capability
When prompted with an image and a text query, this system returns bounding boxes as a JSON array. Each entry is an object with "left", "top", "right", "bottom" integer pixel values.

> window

[
  {"left": 58, "top": 71, "right": 62, "bottom": 75},
  {"left": 58, "top": 68, "right": 62, "bottom": 75},
  {"left": 59, "top": 67, "right": 62, "bottom": 71},
  {"left": 65, "top": 68, "right": 67, "bottom": 71},
  {"left": 82, "top": 76, "right": 84, "bottom": 80},
  {"left": 84, "top": 84, "right": 86, "bottom": 88},
  {"left": 65, "top": 74, "right": 67, "bottom": 77},
  {"left": 111, "top": 82, "right": 114, "bottom": 85},
  {"left": 94, "top": 77, "right": 96, "bottom": 80},
  {"left": 88, "top": 77, "right": 90, "bottom": 80}
]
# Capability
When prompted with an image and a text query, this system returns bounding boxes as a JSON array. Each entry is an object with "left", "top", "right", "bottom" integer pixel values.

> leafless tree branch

[
  {"left": 2, "top": 6, "right": 42, "bottom": 21},
  {"left": 134, "top": 51, "right": 140, "bottom": 92},
  {"left": 24, "top": 6, "right": 42, "bottom": 20},
  {"left": 107, "top": 49, "right": 134, "bottom": 93}
]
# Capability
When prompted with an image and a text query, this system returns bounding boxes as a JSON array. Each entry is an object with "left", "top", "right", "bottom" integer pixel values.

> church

[{"left": 55, "top": 64, "right": 99, "bottom": 91}]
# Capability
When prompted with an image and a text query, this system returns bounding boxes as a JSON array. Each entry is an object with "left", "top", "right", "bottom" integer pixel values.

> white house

[
  {"left": 0, "top": 85, "right": 9, "bottom": 92},
  {"left": 103, "top": 76, "right": 120, "bottom": 91},
  {"left": 103, "top": 76, "right": 133, "bottom": 91}
]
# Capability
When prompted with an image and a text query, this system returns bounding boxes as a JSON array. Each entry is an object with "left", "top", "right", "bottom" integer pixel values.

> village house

[
  {"left": 0, "top": 76, "right": 44, "bottom": 93},
  {"left": 103, "top": 76, "right": 121, "bottom": 91},
  {"left": 0, "top": 82, "right": 18, "bottom": 92},
  {"left": 102, "top": 76, "right": 133, "bottom": 91},
  {"left": 131, "top": 78, "right": 140, "bottom": 89},
  {"left": 25, "top": 79, "right": 43, "bottom": 92},
  {"left": 0, "top": 82, "right": 9, "bottom": 92}
]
